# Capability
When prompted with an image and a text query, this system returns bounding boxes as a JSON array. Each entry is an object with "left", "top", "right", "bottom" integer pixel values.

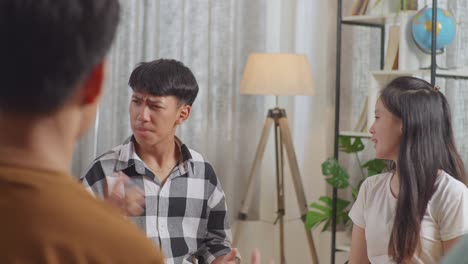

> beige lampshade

[{"left": 240, "top": 53, "right": 315, "bottom": 96}]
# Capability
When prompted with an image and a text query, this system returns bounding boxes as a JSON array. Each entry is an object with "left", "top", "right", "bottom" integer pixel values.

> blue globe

[{"left": 411, "top": 7, "right": 456, "bottom": 53}]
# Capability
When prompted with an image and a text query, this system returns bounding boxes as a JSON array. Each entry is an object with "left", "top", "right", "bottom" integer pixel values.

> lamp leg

[
  {"left": 278, "top": 117, "right": 319, "bottom": 264},
  {"left": 274, "top": 120, "right": 286, "bottom": 264},
  {"left": 233, "top": 115, "right": 274, "bottom": 247}
]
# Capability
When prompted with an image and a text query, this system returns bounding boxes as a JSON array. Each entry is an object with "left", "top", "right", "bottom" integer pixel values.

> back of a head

[
  {"left": 128, "top": 59, "right": 199, "bottom": 106},
  {"left": 0, "top": 0, "right": 120, "bottom": 114}
]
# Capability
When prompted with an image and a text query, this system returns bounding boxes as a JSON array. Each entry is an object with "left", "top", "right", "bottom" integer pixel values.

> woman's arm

[
  {"left": 349, "top": 224, "right": 369, "bottom": 264},
  {"left": 441, "top": 235, "right": 468, "bottom": 264},
  {"left": 442, "top": 236, "right": 462, "bottom": 255}
]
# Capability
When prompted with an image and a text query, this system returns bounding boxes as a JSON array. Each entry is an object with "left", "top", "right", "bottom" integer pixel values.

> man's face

[{"left": 129, "top": 91, "right": 189, "bottom": 147}]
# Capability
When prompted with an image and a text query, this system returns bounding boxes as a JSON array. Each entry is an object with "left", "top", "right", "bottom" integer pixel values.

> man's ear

[
  {"left": 176, "top": 104, "right": 191, "bottom": 125},
  {"left": 81, "top": 61, "right": 105, "bottom": 105}
]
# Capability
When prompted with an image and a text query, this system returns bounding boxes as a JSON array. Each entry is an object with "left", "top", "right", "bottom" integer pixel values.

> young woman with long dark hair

[{"left": 348, "top": 76, "right": 468, "bottom": 263}]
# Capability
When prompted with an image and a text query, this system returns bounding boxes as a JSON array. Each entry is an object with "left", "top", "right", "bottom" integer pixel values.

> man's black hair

[
  {"left": 128, "top": 59, "right": 199, "bottom": 106},
  {"left": 0, "top": 0, "right": 120, "bottom": 113}
]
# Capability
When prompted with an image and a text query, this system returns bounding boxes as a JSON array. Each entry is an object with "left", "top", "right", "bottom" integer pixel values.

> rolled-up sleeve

[{"left": 199, "top": 165, "right": 233, "bottom": 263}]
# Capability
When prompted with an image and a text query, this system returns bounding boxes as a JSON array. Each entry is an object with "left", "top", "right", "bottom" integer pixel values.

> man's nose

[{"left": 137, "top": 106, "right": 150, "bottom": 121}]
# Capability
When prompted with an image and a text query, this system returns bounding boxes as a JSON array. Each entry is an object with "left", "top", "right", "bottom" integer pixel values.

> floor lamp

[{"left": 233, "top": 53, "right": 319, "bottom": 264}]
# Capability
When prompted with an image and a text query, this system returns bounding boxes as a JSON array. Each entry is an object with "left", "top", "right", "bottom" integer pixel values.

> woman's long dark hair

[{"left": 380, "top": 76, "right": 466, "bottom": 263}]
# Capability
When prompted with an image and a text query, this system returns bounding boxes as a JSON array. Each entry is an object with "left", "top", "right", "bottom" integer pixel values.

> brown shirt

[{"left": 0, "top": 163, "right": 164, "bottom": 264}]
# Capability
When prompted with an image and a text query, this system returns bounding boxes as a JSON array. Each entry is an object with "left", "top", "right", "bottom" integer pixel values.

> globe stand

[
  {"left": 418, "top": 48, "right": 451, "bottom": 70},
  {"left": 420, "top": 64, "right": 450, "bottom": 71}
]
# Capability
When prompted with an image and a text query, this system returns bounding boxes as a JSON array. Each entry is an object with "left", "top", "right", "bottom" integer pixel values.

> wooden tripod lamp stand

[{"left": 233, "top": 53, "right": 318, "bottom": 264}]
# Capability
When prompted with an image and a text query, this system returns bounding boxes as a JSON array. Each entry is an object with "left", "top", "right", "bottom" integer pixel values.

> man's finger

[
  {"left": 126, "top": 187, "right": 144, "bottom": 201},
  {"left": 106, "top": 176, "right": 130, "bottom": 212},
  {"left": 251, "top": 248, "right": 261, "bottom": 264},
  {"left": 109, "top": 175, "right": 127, "bottom": 195},
  {"left": 222, "top": 248, "right": 237, "bottom": 263},
  {"left": 126, "top": 202, "right": 145, "bottom": 216}
]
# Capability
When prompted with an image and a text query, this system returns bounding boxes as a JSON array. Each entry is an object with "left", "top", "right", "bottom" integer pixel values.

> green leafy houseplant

[{"left": 305, "top": 135, "right": 386, "bottom": 231}]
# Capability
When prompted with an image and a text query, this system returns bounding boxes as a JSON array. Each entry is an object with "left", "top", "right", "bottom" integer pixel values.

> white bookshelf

[
  {"left": 371, "top": 68, "right": 468, "bottom": 78},
  {"left": 336, "top": 243, "right": 351, "bottom": 252},
  {"left": 339, "top": 131, "right": 372, "bottom": 138},
  {"left": 342, "top": 11, "right": 417, "bottom": 25},
  {"left": 342, "top": 14, "right": 387, "bottom": 25},
  {"left": 435, "top": 68, "right": 468, "bottom": 78}
]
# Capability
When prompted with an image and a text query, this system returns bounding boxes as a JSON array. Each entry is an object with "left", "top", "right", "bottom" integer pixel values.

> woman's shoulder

[
  {"left": 433, "top": 171, "right": 467, "bottom": 199},
  {"left": 428, "top": 171, "right": 468, "bottom": 239},
  {"left": 362, "top": 171, "right": 392, "bottom": 188},
  {"left": 358, "top": 171, "right": 393, "bottom": 199}
]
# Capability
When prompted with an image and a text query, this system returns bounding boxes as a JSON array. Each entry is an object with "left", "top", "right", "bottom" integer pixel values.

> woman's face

[{"left": 369, "top": 98, "right": 402, "bottom": 161}]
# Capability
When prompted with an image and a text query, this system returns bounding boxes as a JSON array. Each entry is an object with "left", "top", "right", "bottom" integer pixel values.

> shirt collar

[
  {"left": 114, "top": 135, "right": 193, "bottom": 175},
  {"left": 114, "top": 136, "right": 146, "bottom": 174}
]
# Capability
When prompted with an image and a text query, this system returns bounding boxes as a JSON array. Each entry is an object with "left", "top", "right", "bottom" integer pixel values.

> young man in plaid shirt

[{"left": 81, "top": 59, "right": 239, "bottom": 264}]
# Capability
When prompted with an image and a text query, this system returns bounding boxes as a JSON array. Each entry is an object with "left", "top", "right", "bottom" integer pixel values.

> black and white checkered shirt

[{"left": 80, "top": 136, "right": 232, "bottom": 264}]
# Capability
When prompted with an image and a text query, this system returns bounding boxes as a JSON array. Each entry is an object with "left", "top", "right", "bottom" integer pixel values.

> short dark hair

[
  {"left": 128, "top": 59, "right": 199, "bottom": 106},
  {"left": 0, "top": 0, "right": 120, "bottom": 114}
]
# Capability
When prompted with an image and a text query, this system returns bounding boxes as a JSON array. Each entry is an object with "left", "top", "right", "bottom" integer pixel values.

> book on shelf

[
  {"left": 365, "top": 0, "right": 380, "bottom": 15},
  {"left": 365, "top": 0, "right": 400, "bottom": 15},
  {"left": 349, "top": 0, "right": 370, "bottom": 16},
  {"left": 354, "top": 97, "right": 368, "bottom": 132},
  {"left": 383, "top": 25, "right": 400, "bottom": 71}
]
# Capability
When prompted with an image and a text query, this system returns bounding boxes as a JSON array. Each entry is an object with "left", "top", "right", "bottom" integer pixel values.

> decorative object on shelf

[
  {"left": 384, "top": 25, "right": 400, "bottom": 70},
  {"left": 350, "top": 0, "right": 370, "bottom": 16},
  {"left": 399, "top": 0, "right": 418, "bottom": 11},
  {"left": 305, "top": 135, "right": 386, "bottom": 232},
  {"left": 368, "top": 0, "right": 417, "bottom": 15},
  {"left": 234, "top": 53, "right": 318, "bottom": 264},
  {"left": 353, "top": 97, "right": 368, "bottom": 133},
  {"left": 411, "top": 6, "right": 456, "bottom": 54}
]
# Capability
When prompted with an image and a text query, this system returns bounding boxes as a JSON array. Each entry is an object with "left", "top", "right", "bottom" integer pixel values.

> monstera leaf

[
  {"left": 321, "top": 158, "right": 350, "bottom": 189},
  {"left": 306, "top": 196, "right": 351, "bottom": 231},
  {"left": 339, "top": 136, "right": 365, "bottom": 153},
  {"left": 351, "top": 185, "right": 360, "bottom": 201},
  {"left": 362, "top": 159, "right": 386, "bottom": 176}
]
